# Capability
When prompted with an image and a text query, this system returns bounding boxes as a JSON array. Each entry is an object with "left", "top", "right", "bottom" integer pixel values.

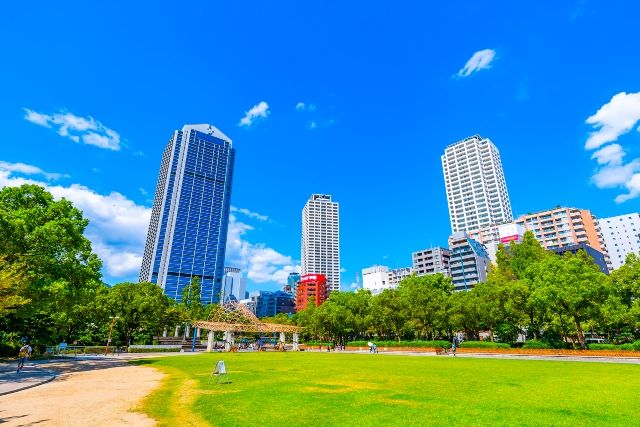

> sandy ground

[{"left": 0, "top": 359, "right": 164, "bottom": 426}]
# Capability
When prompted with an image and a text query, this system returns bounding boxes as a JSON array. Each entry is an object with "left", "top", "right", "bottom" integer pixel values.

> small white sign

[{"left": 213, "top": 360, "right": 226, "bottom": 375}]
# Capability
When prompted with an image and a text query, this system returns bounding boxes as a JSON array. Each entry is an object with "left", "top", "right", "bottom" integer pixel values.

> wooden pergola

[{"left": 193, "top": 301, "right": 303, "bottom": 351}]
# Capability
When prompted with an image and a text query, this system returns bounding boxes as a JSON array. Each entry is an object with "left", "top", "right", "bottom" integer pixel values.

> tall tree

[{"left": 0, "top": 184, "right": 102, "bottom": 344}]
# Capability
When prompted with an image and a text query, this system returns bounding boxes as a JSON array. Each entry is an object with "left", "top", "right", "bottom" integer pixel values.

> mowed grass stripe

[{"left": 134, "top": 353, "right": 640, "bottom": 426}]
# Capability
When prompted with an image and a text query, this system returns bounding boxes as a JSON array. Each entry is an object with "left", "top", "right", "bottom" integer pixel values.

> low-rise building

[
  {"left": 449, "top": 232, "right": 491, "bottom": 291},
  {"left": 388, "top": 267, "right": 413, "bottom": 287},
  {"left": 412, "top": 247, "right": 451, "bottom": 276},
  {"left": 362, "top": 265, "right": 391, "bottom": 295},
  {"left": 255, "top": 290, "right": 296, "bottom": 318},
  {"left": 296, "top": 273, "right": 329, "bottom": 311},
  {"left": 551, "top": 243, "right": 609, "bottom": 274}
]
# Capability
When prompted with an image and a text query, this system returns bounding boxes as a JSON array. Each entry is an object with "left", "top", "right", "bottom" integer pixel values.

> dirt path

[{"left": 0, "top": 359, "right": 164, "bottom": 426}]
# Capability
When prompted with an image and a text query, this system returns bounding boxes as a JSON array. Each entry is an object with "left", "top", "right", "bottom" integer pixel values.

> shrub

[
  {"left": 587, "top": 343, "right": 617, "bottom": 351},
  {"left": 619, "top": 341, "right": 640, "bottom": 351},
  {"left": 128, "top": 345, "right": 182, "bottom": 353},
  {"left": 523, "top": 340, "right": 552, "bottom": 349},
  {"left": 459, "top": 341, "right": 510, "bottom": 349}
]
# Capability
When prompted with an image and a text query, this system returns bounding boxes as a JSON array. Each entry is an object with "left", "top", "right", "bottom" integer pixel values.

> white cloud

[
  {"left": 295, "top": 102, "right": 305, "bottom": 110},
  {"left": 585, "top": 92, "right": 640, "bottom": 150},
  {"left": 0, "top": 160, "right": 298, "bottom": 285},
  {"left": 585, "top": 91, "right": 640, "bottom": 203},
  {"left": 591, "top": 160, "right": 640, "bottom": 188},
  {"left": 23, "top": 108, "right": 121, "bottom": 150},
  {"left": 230, "top": 206, "right": 269, "bottom": 221},
  {"left": 615, "top": 173, "right": 640, "bottom": 203},
  {"left": 225, "top": 214, "right": 299, "bottom": 285},
  {"left": 591, "top": 144, "right": 625, "bottom": 166},
  {"left": 309, "top": 121, "right": 317, "bottom": 129},
  {"left": 0, "top": 169, "right": 149, "bottom": 278},
  {"left": 340, "top": 267, "right": 347, "bottom": 273},
  {"left": 238, "top": 101, "right": 269, "bottom": 127},
  {"left": 0, "top": 160, "right": 68, "bottom": 180},
  {"left": 456, "top": 49, "right": 496, "bottom": 78}
]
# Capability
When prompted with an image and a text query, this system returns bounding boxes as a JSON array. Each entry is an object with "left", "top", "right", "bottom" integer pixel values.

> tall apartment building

[
  {"left": 301, "top": 194, "right": 341, "bottom": 292},
  {"left": 598, "top": 213, "right": 640, "bottom": 269},
  {"left": 514, "top": 207, "right": 610, "bottom": 269},
  {"left": 442, "top": 135, "right": 513, "bottom": 233},
  {"left": 412, "top": 247, "right": 451, "bottom": 276},
  {"left": 449, "top": 232, "right": 491, "bottom": 291},
  {"left": 140, "top": 124, "right": 235, "bottom": 303}
]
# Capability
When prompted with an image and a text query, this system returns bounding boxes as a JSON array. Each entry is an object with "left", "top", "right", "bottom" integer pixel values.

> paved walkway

[{"left": 0, "top": 362, "right": 57, "bottom": 396}]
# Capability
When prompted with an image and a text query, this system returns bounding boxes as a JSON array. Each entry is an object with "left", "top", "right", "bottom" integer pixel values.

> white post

[
  {"left": 293, "top": 332, "right": 299, "bottom": 351},
  {"left": 196, "top": 328, "right": 201, "bottom": 339},
  {"left": 174, "top": 325, "right": 180, "bottom": 337},
  {"left": 185, "top": 324, "right": 191, "bottom": 339},
  {"left": 280, "top": 332, "right": 286, "bottom": 344},
  {"left": 224, "top": 331, "right": 231, "bottom": 352},
  {"left": 162, "top": 327, "right": 167, "bottom": 338},
  {"left": 207, "top": 331, "right": 214, "bottom": 352}
]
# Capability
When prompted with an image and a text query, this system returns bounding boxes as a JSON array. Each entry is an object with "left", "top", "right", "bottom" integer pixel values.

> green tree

[
  {"left": 373, "top": 288, "right": 408, "bottom": 342},
  {"left": 529, "top": 251, "right": 608, "bottom": 349},
  {"left": 398, "top": 274, "right": 452, "bottom": 340},
  {"left": 104, "top": 282, "right": 170, "bottom": 345},
  {"left": 0, "top": 185, "right": 102, "bottom": 345}
]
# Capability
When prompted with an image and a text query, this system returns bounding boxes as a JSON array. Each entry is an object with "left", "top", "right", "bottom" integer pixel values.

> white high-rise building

[
  {"left": 598, "top": 213, "right": 640, "bottom": 270},
  {"left": 302, "top": 194, "right": 341, "bottom": 292},
  {"left": 442, "top": 135, "right": 513, "bottom": 233}
]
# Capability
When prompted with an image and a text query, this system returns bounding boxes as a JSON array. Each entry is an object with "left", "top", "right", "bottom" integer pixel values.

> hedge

[
  {"left": 458, "top": 341, "right": 510, "bottom": 349},
  {"left": 128, "top": 346, "right": 182, "bottom": 353},
  {"left": 347, "top": 340, "right": 451, "bottom": 349},
  {"left": 589, "top": 341, "right": 640, "bottom": 351}
]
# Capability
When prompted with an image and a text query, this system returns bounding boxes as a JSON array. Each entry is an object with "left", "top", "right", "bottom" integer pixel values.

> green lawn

[{"left": 133, "top": 352, "right": 640, "bottom": 426}]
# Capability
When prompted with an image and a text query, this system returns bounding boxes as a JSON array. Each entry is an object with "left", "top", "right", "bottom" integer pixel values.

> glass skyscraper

[{"left": 140, "top": 124, "right": 235, "bottom": 303}]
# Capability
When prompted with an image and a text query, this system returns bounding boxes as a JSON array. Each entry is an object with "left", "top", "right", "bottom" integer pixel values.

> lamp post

[{"left": 104, "top": 316, "right": 119, "bottom": 356}]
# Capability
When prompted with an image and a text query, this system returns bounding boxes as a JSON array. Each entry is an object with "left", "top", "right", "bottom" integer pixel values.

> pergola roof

[{"left": 193, "top": 301, "right": 303, "bottom": 333}]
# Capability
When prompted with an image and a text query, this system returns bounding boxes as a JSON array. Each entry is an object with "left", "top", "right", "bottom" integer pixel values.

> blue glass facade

[
  {"left": 255, "top": 291, "right": 296, "bottom": 318},
  {"left": 140, "top": 124, "right": 235, "bottom": 304}
]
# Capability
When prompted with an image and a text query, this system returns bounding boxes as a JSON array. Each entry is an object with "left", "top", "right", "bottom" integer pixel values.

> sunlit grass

[{"left": 134, "top": 352, "right": 640, "bottom": 426}]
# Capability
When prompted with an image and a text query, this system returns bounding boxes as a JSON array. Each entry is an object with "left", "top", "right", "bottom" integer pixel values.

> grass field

[{"left": 134, "top": 352, "right": 640, "bottom": 426}]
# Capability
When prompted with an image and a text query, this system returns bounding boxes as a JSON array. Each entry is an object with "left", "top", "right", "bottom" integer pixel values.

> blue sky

[{"left": 1, "top": 1, "right": 639, "bottom": 292}]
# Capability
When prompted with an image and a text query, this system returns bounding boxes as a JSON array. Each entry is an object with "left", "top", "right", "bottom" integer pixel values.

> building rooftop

[{"left": 182, "top": 124, "right": 232, "bottom": 144}]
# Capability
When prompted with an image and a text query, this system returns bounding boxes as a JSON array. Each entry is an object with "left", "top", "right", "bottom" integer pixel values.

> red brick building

[{"left": 296, "top": 274, "right": 328, "bottom": 311}]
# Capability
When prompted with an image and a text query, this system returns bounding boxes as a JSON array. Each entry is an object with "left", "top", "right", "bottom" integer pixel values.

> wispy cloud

[
  {"left": 456, "top": 49, "right": 497, "bottom": 78},
  {"left": 239, "top": 101, "right": 269, "bottom": 127},
  {"left": 0, "top": 160, "right": 68, "bottom": 180},
  {"left": 231, "top": 206, "right": 269, "bottom": 221},
  {"left": 584, "top": 92, "right": 640, "bottom": 203},
  {"left": 295, "top": 102, "right": 316, "bottom": 111},
  {"left": 23, "top": 108, "right": 121, "bottom": 150},
  {"left": 309, "top": 121, "right": 317, "bottom": 129}
]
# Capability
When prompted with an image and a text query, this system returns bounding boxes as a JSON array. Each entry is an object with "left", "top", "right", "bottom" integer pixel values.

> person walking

[
  {"left": 452, "top": 335, "right": 460, "bottom": 357},
  {"left": 17, "top": 341, "right": 32, "bottom": 373}
]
